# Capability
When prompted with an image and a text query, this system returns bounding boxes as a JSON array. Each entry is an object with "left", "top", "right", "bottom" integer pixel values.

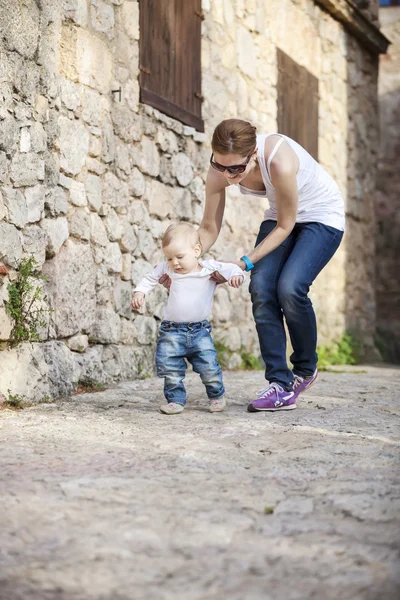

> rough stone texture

[
  {"left": 43, "top": 240, "right": 96, "bottom": 338},
  {"left": 58, "top": 116, "right": 89, "bottom": 176},
  {"left": 0, "top": 222, "right": 23, "bottom": 268},
  {"left": 40, "top": 217, "right": 69, "bottom": 256},
  {"left": 0, "top": 367, "right": 399, "bottom": 599},
  {"left": 376, "top": 6, "right": 400, "bottom": 363},
  {"left": 2, "top": 187, "right": 28, "bottom": 228}
]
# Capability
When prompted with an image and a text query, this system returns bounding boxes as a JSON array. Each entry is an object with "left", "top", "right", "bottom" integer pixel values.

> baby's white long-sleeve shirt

[{"left": 134, "top": 259, "right": 245, "bottom": 323}]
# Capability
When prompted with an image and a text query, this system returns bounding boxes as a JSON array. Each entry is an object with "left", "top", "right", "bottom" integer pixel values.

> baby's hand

[
  {"left": 228, "top": 275, "right": 244, "bottom": 289},
  {"left": 131, "top": 292, "right": 145, "bottom": 311}
]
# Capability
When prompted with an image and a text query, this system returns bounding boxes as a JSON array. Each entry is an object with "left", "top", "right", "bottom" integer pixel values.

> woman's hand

[
  {"left": 210, "top": 271, "right": 228, "bottom": 284},
  {"left": 131, "top": 292, "right": 145, "bottom": 311},
  {"left": 159, "top": 274, "right": 171, "bottom": 290}
]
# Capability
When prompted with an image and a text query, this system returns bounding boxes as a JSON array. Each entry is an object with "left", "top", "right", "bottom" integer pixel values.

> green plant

[
  {"left": 264, "top": 506, "right": 275, "bottom": 515},
  {"left": 75, "top": 378, "right": 106, "bottom": 394},
  {"left": 240, "top": 349, "right": 263, "bottom": 371},
  {"left": 214, "top": 340, "right": 230, "bottom": 369},
  {"left": 4, "top": 391, "right": 26, "bottom": 409},
  {"left": 317, "top": 333, "right": 360, "bottom": 370},
  {"left": 4, "top": 257, "right": 49, "bottom": 347}
]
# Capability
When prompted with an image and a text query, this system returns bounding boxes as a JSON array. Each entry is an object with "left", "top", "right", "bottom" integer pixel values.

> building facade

[{"left": 0, "top": 0, "right": 388, "bottom": 400}]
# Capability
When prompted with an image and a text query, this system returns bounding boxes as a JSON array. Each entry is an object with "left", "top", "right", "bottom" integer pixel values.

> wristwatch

[{"left": 240, "top": 255, "right": 255, "bottom": 271}]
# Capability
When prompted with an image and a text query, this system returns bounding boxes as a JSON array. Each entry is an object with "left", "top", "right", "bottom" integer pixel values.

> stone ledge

[{"left": 314, "top": 0, "right": 390, "bottom": 54}]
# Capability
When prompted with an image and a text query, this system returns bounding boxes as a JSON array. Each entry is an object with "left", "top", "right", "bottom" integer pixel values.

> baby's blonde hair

[{"left": 162, "top": 223, "right": 201, "bottom": 249}]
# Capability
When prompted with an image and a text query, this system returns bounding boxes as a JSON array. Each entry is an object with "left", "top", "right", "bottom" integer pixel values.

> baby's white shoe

[
  {"left": 160, "top": 402, "right": 184, "bottom": 415},
  {"left": 208, "top": 396, "right": 226, "bottom": 413}
]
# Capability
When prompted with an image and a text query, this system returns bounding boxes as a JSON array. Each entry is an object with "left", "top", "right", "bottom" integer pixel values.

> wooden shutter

[
  {"left": 277, "top": 49, "right": 319, "bottom": 160},
  {"left": 139, "top": 0, "right": 204, "bottom": 131}
]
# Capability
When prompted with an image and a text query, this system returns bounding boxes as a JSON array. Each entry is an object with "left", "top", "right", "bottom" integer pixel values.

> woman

[{"left": 198, "top": 119, "right": 344, "bottom": 412}]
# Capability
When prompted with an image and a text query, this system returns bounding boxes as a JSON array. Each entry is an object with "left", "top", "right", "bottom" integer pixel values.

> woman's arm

[
  {"left": 242, "top": 141, "right": 298, "bottom": 267},
  {"left": 198, "top": 167, "right": 228, "bottom": 253}
]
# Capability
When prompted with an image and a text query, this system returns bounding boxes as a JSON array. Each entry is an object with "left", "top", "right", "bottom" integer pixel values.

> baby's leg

[
  {"left": 156, "top": 334, "right": 187, "bottom": 406},
  {"left": 188, "top": 327, "right": 225, "bottom": 401}
]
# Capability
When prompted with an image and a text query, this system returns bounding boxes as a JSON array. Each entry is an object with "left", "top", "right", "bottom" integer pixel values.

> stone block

[
  {"left": 127, "top": 167, "right": 145, "bottom": 197},
  {"left": 120, "top": 222, "right": 137, "bottom": 253},
  {"left": 121, "top": 253, "right": 131, "bottom": 281},
  {"left": 59, "top": 116, "right": 89, "bottom": 176},
  {"left": 68, "top": 208, "right": 91, "bottom": 241},
  {"left": 104, "top": 208, "right": 122, "bottom": 241},
  {"left": 77, "top": 29, "right": 113, "bottom": 93},
  {"left": 137, "top": 229, "right": 155, "bottom": 262},
  {"left": 113, "top": 279, "right": 132, "bottom": 318},
  {"left": 20, "top": 127, "right": 31, "bottom": 152},
  {"left": 91, "top": 308, "right": 121, "bottom": 343},
  {"left": 30, "top": 122, "right": 47, "bottom": 153},
  {"left": 45, "top": 187, "right": 69, "bottom": 216},
  {"left": 133, "top": 138, "right": 160, "bottom": 177},
  {"left": 0, "top": 152, "right": 8, "bottom": 182},
  {"left": 0, "top": 192, "right": 6, "bottom": 220},
  {"left": 90, "top": 213, "right": 108, "bottom": 247},
  {"left": 104, "top": 242, "right": 122, "bottom": 273},
  {"left": 128, "top": 199, "right": 151, "bottom": 228},
  {"left": 102, "top": 172, "right": 129, "bottom": 212},
  {"left": 146, "top": 179, "right": 172, "bottom": 219},
  {"left": 0, "top": 116, "right": 19, "bottom": 153},
  {"left": 40, "top": 217, "right": 69, "bottom": 256},
  {"left": 69, "top": 180, "right": 87, "bottom": 207},
  {"left": 90, "top": 0, "right": 115, "bottom": 39},
  {"left": 0, "top": 0, "right": 40, "bottom": 59},
  {"left": 25, "top": 185, "right": 45, "bottom": 223},
  {"left": 35, "top": 95, "right": 50, "bottom": 123},
  {"left": 0, "top": 222, "right": 23, "bottom": 268},
  {"left": 10, "top": 153, "right": 45, "bottom": 187},
  {"left": 120, "top": 318, "right": 137, "bottom": 345},
  {"left": 120, "top": 0, "right": 139, "bottom": 40},
  {"left": 65, "top": 333, "right": 89, "bottom": 353},
  {"left": 0, "top": 343, "right": 51, "bottom": 402},
  {"left": 81, "top": 87, "right": 104, "bottom": 127},
  {"left": 43, "top": 240, "right": 96, "bottom": 338},
  {"left": 2, "top": 187, "right": 28, "bottom": 228},
  {"left": 60, "top": 77, "right": 81, "bottom": 110},
  {"left": 0, "top": 304, "right": 13, "bottom": 340},
  {"left": 171, "top": 153, "right": 194, "bottom": 187},
  {"left": 172, "top": 188, "right": 193, "bottom": 221},
  {"left": 102, "top": 117, "right": 115, "bottom": 163},
  {"left": 134, "top": 315, "right": 157, "bottom": 345},
  {"left": 131, "top": 257, "right": 154, "bottom": 287},
  {"left": 22, "top": 225, "right": 48, "bottom": 267},
  {"left": 63, "top": 0, "right": 89, "bottom": 26}
]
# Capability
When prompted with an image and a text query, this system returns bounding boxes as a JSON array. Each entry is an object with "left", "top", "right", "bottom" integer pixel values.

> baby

[{"left": 131, "top": 222, "right": 245, "bottom": 415}]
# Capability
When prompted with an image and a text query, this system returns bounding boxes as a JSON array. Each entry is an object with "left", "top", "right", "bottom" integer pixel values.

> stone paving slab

[{"left": 0, "top": 365, "right": 399, "bottom": 600}]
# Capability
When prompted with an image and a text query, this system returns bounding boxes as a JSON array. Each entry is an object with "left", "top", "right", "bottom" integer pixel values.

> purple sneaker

[
  {"left": 247, "top": 382, "right": 296, "bottom": 412},
  {"left": 293, "top": 368, "right": 318, "bottom": 397}
]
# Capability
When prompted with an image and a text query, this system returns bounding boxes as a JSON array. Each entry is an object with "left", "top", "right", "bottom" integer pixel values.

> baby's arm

[{"left": 131, "top": 262, "right": 167, "bottom": 311}]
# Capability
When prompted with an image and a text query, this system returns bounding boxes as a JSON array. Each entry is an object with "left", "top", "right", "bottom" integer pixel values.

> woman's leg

[
  {"left": 250, "top": 220, "right": 296, "bottom": 390},
  {"left": 277, "top": 222, "right": 344, "bottom": 378}
]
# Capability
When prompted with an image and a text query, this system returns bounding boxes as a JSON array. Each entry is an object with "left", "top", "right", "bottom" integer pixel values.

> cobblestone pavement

[{"left": 1, "top": 365, "right": 399, "bottom": 600}]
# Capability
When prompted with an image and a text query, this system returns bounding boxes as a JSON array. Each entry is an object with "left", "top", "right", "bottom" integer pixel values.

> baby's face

[{"left": 163, "top": 239, "right": 201, "bottom": 274}]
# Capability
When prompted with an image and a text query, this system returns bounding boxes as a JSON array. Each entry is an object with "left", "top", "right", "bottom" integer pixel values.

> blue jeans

[
  {"left": 155, "top": 320, "right": 225, "bottom": 405},
  {"left": 250, "top": 220, "right": 344, "bottom": 390}
]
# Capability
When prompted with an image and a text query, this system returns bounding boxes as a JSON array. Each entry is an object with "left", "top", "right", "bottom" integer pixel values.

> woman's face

[{"left": 211, "top": 151, "right": 257, "bottom": 184}]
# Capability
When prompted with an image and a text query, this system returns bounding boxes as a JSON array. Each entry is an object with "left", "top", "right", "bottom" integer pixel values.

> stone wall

[
  {"left": 376, "top": 6, "right": 400, "bottom": 362},
  {"left": 0, "top": 0, "right": 383, "bottom": 401}
]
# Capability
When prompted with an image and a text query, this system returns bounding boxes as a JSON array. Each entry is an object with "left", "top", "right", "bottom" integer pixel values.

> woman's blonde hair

[
  {"left": 211, "top": 118, "right": 257, "bottom": 156},
  {"left": 162, "top": 223, "right": 201, "bottom": 248}
]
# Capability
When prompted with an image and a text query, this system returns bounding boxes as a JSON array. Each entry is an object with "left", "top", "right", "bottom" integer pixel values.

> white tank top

[{"left": 238, "top": 134, "right": 345, "bottom": 231}]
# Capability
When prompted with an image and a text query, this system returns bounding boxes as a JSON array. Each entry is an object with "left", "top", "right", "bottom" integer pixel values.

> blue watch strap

[{"left": 240, "top": 255, "right": 254, "bottom": 271}]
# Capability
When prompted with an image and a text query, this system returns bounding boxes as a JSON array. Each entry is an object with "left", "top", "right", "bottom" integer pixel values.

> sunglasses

[{"left": 210, "top": 153, "right": 252, "bottom": 175}]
